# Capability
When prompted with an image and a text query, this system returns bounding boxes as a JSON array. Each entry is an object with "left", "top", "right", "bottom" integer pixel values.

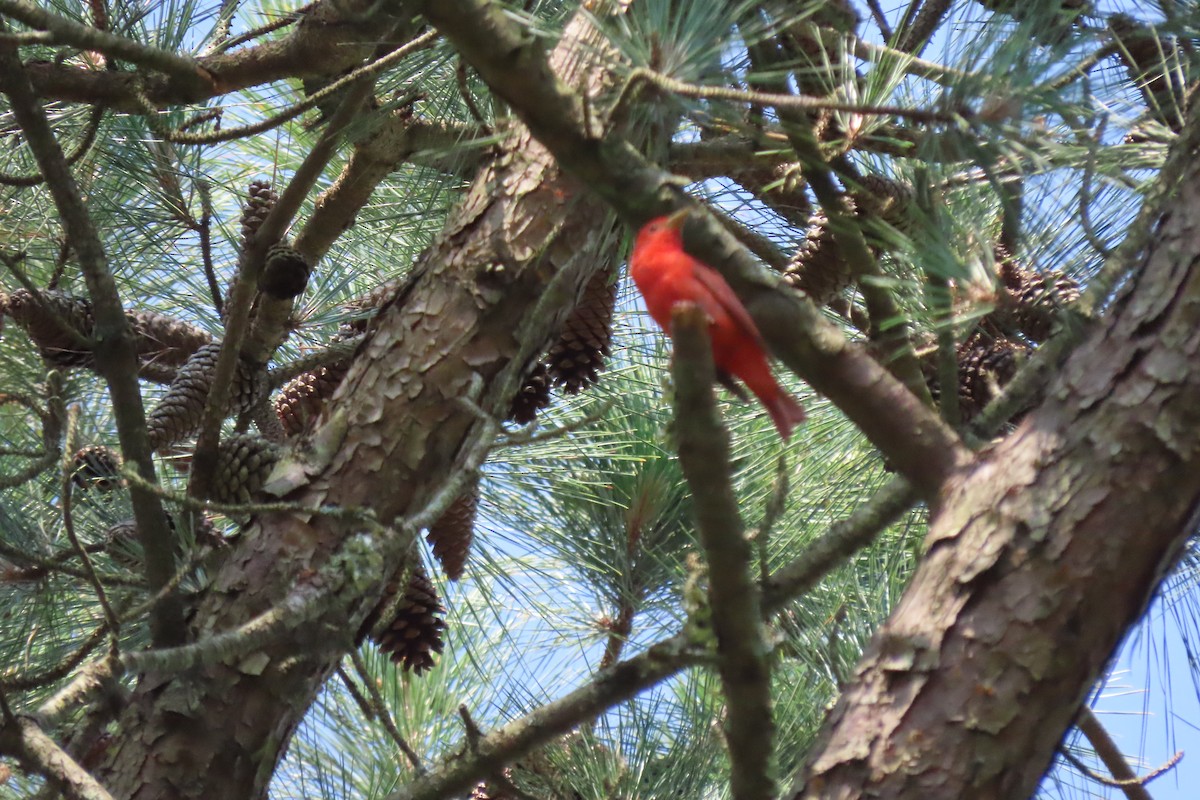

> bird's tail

[{"left": 764, "top": 388, "right": 806, "bottom": 440}]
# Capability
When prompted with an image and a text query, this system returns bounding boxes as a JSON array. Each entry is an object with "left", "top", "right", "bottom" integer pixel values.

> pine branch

[
  {"left": 20, "top": 0, "right": 405, "bottom": 110},
  {"left": 1073, "top": 706, "right": 1154, "bottom": 800},
  {"left": 0, "top": 715, "right": 115, "bottom": 800},
  {"left": 0, "top": 0, "right": 212, "bottom": 96},
  {"left": 0, "top": 33, "right": 184, "bottom": 647},
  {"left": 671, "top": 305, "right": 774, "bottom": 800}
]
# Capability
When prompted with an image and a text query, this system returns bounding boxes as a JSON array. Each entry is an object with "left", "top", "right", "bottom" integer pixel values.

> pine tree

[{"left": 0, "top": 2, "right": 1197, "bottom": 800}]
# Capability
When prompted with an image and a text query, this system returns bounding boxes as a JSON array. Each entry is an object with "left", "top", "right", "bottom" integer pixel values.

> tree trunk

[
  {"left": 792, "top": 119, "right": 1200, "bottom": 799},
  {"left": 96, "top": 10, "right": 635, "bottom": 799}
]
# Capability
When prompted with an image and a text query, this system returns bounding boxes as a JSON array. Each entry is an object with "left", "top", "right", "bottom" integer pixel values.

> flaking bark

[
  {"left": 792, "top": 105, "right": 1200, "bottom": 800},
  {"left": 96, "top": 8, "right": 645, "bottom": 799}
]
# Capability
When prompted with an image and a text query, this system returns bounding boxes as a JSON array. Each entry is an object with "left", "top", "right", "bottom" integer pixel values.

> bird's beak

[{"left": 663, "top": 209, "right": 689, "bottom": 231}]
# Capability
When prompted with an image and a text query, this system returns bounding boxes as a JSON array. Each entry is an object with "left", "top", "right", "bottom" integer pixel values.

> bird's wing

[{"left": 691, "top": 262, "right": 767, "bottom": 347}]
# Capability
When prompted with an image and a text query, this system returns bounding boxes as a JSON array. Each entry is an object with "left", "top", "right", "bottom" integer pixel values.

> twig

[
  {"left": 0, "top": 106, "right": 104, "bottom": 187},
  {"left": 147, "top": 30, "right": 438, "bottom": 145},
  {"left": 752, "top": 455, "right": 788, "bottom": 587},
  {"left": 0, "top": 373, "right": 63, "bottom": 490},
  {"left": 495, "top": 401, "right": 611, "bottom": 447},
  {"left": 48, "top": 236, "right": 70, "bottom": 290},
  {"left": 209, "top": 2, "right": 315, "bottom": 55},
  {"left": 671, "top": 304, "right": 774, "bottom": 800},
  {"left": 625, "top": 68, "right": 966, "bottom": 125},
  {"left": 382, "top": 634, "right": 699, "bottom": 800},
  {"left": 1079, "top": 118, "right": 1114, "bottom": 259},
  {"left": 763, "top": 477, "right": 919, "bottom": 611},
  {"left": 0, "top": 536, "right": 142, "bottom": 587},
  {"left": 0, "top": 0, "right": 211, "bottom": 96},
  {"left": 1058, "top": 746, "right": 1181, "bottom": 793},
  {"left": 196, "top": 179, "right": 223, "bottom": 316},
  {"left": 335, "top": 665, "right": 376, "bottom": 720},
  {"left": 864, "top": 0, "right": 893, "bottom": 41},
  {"left": 0, "top": 622, "right": 109, "bottom": 691},
  {"left": 122, "top": 466, "right": 375, "bottom": 523},
  {"left": 0, "top": 33, "right": 184, "bottom": 646},
  {"left": 58, "top": 405, "right": 121, "bottom": 650},
  {"left": 266, "top": 337, "right": 363, "bottom": 388},
  {"left": 1070, "top": 705, "right": 1167, "bottom": 799},
  {"left": 350, "top": 650, "right": 424, "bottom": 773},
  {"left": 455, "top": 58, "right": 491, "bottom": 132},
  {"left": 896, "top": 0, "right": 952, "bottom": 53},
  {"left": 0, "top": 716, "right": 115, "bottom": 800}
]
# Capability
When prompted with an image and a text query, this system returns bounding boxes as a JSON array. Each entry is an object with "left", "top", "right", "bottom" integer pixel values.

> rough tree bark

[
  {"left": 95, "top": 7, "right": 639, "bottom": 799},
  {"left": 792, "top": 107, "right": 1200, "bottom": 800}
]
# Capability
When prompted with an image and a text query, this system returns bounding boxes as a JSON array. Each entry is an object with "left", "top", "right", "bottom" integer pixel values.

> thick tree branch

[
  {"left": 0, "top": 0, "right": 213, "bottom": 96},
  {"left": 19, "top": 0, "right": 405, "bottom": 109},
  {"left": 671, "top": 305, "right": 774, "bottom": 800},
  {"left": 0, "top": 716, "right": 114, "bottom": 800},
  {"left": 790, "top": 97, "right": 1200, "bottom": 800}
]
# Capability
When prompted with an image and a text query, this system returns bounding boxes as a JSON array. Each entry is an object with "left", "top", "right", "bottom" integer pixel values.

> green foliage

[{"left": 1, "top": 0, "right": 1199, "bottom": 798}]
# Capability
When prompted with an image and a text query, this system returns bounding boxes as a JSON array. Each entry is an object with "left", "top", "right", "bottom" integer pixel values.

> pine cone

[
  {"left": 426, "top": 482, "right": 478, "bottom": 581},
  {"left": 852, "top": 175, "right": 915, "bottom": 232},
  {"left": 71, "top": 445, "right": 122, "bottom": 492},
  {"left": 341, "top": 279, "right": 406, "bottom": 336},
  {"left": 207, "top": 434, "right": 281, "bottom": 505},
  {"left": 128, "top": 307, "right": 213, "bottom": 368},
  {"left": 783, "top": 209, "right": 850, "bottom": 304},
  {"left": 260, "top": 242, "right": 313, "bottom": 300},
  {"left": 0, "top": 290, "right": 211, "bottom": 371},
  {"left": 240, "top": 180, "right": 278, "bottom": 247},
  {"left": 0, "top": 289, "right": 94, "bottom": 366},
  {"left": 274, "top": 361, "right": 350, "bottom": 436},
  {"left": 507, "top": 361, "right": 551, "bottom": 424},
  {"left": 994, "top": 254, "right": 1081, "bottom": 342},
  {"left": 146, "top": 342, "right": 265, "bottom": 451},
  {"left": 546, "top": 270, "right": 617, "bottom": 394},
  {"left": 363, "top": 562, "right": 446, "bottom": 674},
  {"left": 958, "top": 333, "right": 1027, "bottom": 419}
]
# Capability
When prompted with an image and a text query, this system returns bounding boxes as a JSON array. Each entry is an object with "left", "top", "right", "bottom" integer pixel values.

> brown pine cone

[
  {"left": 260, "top": 242, "right": 313, "bottom": 300},
  {"left": 0, "top": 289, "right": 94, "bottom": 366},
  {"left": 507, "top": 361, "right": 551, "bottom": 425},
  {"left": 240, "top": 180, "right": 278, "bottom": 247},
  {"left": 994, "top": 254, "right": 1080, "bottom": 342},
  {"left": 958, "top": 332, "right": 1027, "bottom": 420},
  {"left": 546, "top": 269, "right": 617, "bottom": 394},
  {"left": 128, "top": 307, "right": 213, "bottom": 368},
  {"left": 146, "top": 342, "right": 265, "bottom": 451},
  {"left": 426, "top": 482, "right": 478, "bottom": 581},
  {"left": 208, "top": 434, "right": 281, "bottom": 505},
  {"left": 783, "top": 209, "right": 849, "bottom": 304},
  {"left": 274, "top": 361, "right": 351, "bottom": 436},
  {"left": 362, "top": 561, "right": 446, "bottom": 674},
  {"left": 71, "top": 445, "right": 122, "bottom": 493}
]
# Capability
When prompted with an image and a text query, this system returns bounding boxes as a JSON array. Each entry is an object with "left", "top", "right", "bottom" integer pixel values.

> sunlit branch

[{"left": 0, "top": 0, "right": 212, "bottom": 96}]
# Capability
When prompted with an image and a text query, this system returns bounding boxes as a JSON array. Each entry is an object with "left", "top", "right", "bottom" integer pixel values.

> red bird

[{"left": 630, "top": 210, "right": 806, "bottom": 439}]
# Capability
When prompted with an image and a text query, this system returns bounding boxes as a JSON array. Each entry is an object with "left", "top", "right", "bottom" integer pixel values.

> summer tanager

[{"left": 630, "top": 210, "right": 806, "bottom": 439}]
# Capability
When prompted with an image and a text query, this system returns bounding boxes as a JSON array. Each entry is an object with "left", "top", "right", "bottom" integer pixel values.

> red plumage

[{"left": 630, "top": 211, "right": 806, "bottom": 439}]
